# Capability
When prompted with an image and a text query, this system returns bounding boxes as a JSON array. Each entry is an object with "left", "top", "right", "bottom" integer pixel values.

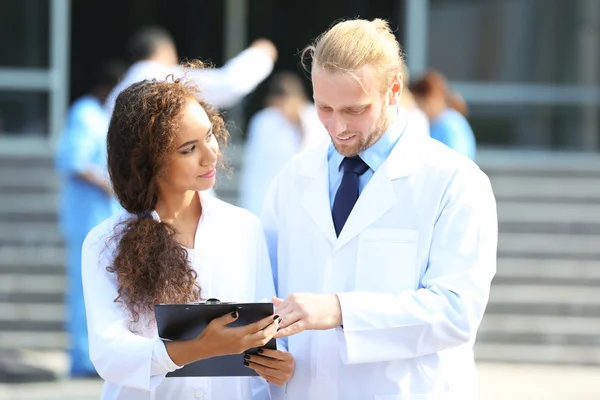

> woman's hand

[
  {"left": 166, "top": 312, "right": 281, "bottom": 366},
  {"left": 196, "top": 312, "right": 281, "bottom": 359},
  {"left": 244, "top": 348, "right": 295, "bottom": 386}
]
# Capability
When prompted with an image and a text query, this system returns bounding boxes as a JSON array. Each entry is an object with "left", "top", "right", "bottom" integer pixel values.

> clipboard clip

[{"left": 205, "top": 298, "right": 221, "bottom": 305}]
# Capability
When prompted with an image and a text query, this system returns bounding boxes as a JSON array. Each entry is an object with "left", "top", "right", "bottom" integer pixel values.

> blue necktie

[{"left": 332, "top": 156, "right": 369, "bottom": 236}]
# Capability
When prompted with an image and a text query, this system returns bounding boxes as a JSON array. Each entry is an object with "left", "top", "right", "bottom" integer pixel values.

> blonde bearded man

[{"left": 259, "top": 19, "right": 497, "bottom": 399}]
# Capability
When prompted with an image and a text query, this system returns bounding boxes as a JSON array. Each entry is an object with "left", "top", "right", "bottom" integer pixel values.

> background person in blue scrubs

[
  {"left": 410, "top": 69, "right": 477, "bottom": 161},
  {"left": 55, "top": 61, "right": 124, "bottom": 377}
]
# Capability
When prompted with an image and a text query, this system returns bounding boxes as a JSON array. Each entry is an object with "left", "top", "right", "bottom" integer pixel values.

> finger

[
  {"left": 244, "top": 354, "right": 280, "bottom": 369},
  {"left": 274, "top": 299, "right": 292, "bottom": 316},
  {"left": 255, "top": 348, "right": 291, "bottom": 360},
  {"left": 277, "top": 310, "right": 302, "bottom": 329},
  {"left": 214, "top": 310, "right": 239, "bottom": 326},
  {"left": 245, "top": 360, "right": 282, "bottom": 381},
  {"left": 272, "top": 296, "right": 284, "bottom": 307},
  {"left": 243, "top": 314, "right": 280, "bottom": 335},
  {"left": 247, "top": 319, "right": 281, "bottom": 348},
  {"left": 274, "top": 305, "right": 293, "bottom": 321},
  {"left": 274, "top": 320, "right": 305, "bottom": 338},
  {"left": 247, "top": 365, "right": 285, "bottom": 386},
  {"left": 250, "top": 315, "right": 280, "bottom": 344}
]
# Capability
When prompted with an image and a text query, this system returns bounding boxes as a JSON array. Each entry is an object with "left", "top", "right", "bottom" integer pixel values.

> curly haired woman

[{"left": 81, "top": 67, "right": 294, "bottom": 399}]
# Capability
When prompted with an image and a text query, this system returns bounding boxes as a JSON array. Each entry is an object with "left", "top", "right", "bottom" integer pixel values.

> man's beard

[{"left": 333, "top": 111, "right": 389, "bottom": 157}]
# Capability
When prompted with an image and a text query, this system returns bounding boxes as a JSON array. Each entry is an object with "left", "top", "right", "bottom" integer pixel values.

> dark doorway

[{"left": 70, "top": 0, "right": 405, "bottom": 127}]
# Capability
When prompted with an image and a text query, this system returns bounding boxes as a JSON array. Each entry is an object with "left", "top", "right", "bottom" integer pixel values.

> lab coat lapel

[
  {"left": 332, "top": 118, "right": 425, "bottom": 252},
  {"left": 299, "top": 143, "right": 337, "bottom": 246}
]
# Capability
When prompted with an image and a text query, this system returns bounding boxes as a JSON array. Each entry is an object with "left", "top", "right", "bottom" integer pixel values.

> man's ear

[{"left": 388, "top": 72, "right": 403, "bottom": 106}]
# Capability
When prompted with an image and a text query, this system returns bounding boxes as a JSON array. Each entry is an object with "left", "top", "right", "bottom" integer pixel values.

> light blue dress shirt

[{"left": 328, "top": 114, "right": 406, "bottom": 208}]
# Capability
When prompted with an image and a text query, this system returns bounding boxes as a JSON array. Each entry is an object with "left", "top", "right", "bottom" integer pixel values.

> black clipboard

[{"left": 154, "top": 299, "right": 277, "bottom": 377}]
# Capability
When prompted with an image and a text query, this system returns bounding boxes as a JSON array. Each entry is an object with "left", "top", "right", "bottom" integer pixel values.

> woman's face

[{"left": 158, "top": 99, "right": 219, "bottom": 194}]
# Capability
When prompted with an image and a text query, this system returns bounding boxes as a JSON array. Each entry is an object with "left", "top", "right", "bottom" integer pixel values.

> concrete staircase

[
  {"left": 0, "top": 151, "right": 64, "bottom": 382},
  {"left": 1, "top": 145, "right": 600, "bottom": 381},
  {"left": 475, "top": 150, "right": 600, "bottom": 365}
]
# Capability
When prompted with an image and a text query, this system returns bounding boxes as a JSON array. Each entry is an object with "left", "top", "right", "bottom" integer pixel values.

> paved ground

[{"left": 1, "top": 362, "right": 599, "bottom": 399}]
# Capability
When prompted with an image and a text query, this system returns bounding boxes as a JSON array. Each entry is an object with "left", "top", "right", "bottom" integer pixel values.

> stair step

[
  {"left": 0, "top": 350, "right": 57, "bottom": 383},
  {"left": 474, "top": 343, "right": 600, "bottom": 365},
  {"left": 0, "top": 275, "right": 64, "bottom": 295},
  {"left": 0, "top": 193, "right": 58, "bottom": 214},
  {"left": 497, "top": 258, "right": 600, "bottom": 279},
  {"left": 0, "top": 265, "right": 64, "bottom": 276},
  {"left": 499, "top": 221, "right": 600, "bottom": 235},
  {"left": 0, "top": 320, "right": 63, "bottom": 332},
  {"left": 479, "top": 314, "right": 600, "bottom": 336},
  {"left": 0, "top": 222, "right": 62, "bottom": 245},
  {"left": 0, "top": 332, "right": 66, "bottom": 350},
  {"left": 486, "top": 302, "right": 600, "bottom": 318},
  {"left": 0, "top": 245, "right": 65, "bottom": 268},
  {"left": 477, "top": 331, "right": 600, "bottom": 347},
  {"left": 498, "top": 233, "right": 600, "bottom": 258},
  {"left": 3, "top": 293, "right": 64, "bottom": 304},
  {"left": 498, "top": 202, "right": 600, "bottom": 224},
  {"left": 0, "top": 303, "right": 64, "bottom": 322},
  {"left": 489, "top": 284, "right": 600, "bottom": 305},
  {"left": 0, "top": 167, "right": 58, "bottom": 190},
  {"left": 490, "top": 176, "right": 600, "bottom": 201},
  {"left": 478, "top": 149, "right": 600, "bottom": 176}
]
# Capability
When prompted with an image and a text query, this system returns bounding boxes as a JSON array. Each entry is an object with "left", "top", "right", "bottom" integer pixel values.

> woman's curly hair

[{"left": 106, "top": 63, "right": 229, "bottom": 322}]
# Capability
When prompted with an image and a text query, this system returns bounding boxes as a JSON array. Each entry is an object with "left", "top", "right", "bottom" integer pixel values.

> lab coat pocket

[{"left": 356, "top": 229, "right": 418, "bottom": 293}]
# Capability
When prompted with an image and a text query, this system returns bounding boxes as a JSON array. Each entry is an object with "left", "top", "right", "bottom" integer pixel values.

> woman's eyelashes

[
  {"left": 180, "top": 145, "right": 196, "bottom": 155},
  {"left": 179, "top": 129, "right": 213, "bottom": 155}
]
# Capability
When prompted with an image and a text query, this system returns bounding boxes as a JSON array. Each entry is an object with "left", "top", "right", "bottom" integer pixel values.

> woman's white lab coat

[{"left": 82, "top": 195, "right": 276, "bottom": 399}]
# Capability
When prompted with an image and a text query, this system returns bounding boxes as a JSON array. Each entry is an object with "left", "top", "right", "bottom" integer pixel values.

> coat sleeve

[
  {"left": 82, "top": 226, "right": 182, "bottom": 390},
  {"left": 336, "top": 167, "right": 497, "bottom": 364},
  {"left": 249, "top": 215, "right": 288, "bottom": 399},
  {"left": 259, "top": 174, "right": 282, "bottom": 298},
  {"left": 184, "top": 47, "right": 273, "bottom": 109}
]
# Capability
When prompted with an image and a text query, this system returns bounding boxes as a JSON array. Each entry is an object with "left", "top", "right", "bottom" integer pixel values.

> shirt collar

[{"left": 329, "top": 106, "right": 406, "bottom": 172}]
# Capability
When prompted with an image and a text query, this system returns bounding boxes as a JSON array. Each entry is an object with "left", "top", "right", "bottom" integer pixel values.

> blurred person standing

[
  {"left": 239, "top": 71, "right": 326, "bottom": 215},
  {"left": 410, "top": 69, "right": 476, "bottom": 160},
  {"left": 400, "top": 64, "right": 430, "bottom": 137},
  {"left": 55, "top": 60, "right": 125, "bottom": 378},
  {"left": 105, "top": 26, "right": 278, "bottom": 116}
]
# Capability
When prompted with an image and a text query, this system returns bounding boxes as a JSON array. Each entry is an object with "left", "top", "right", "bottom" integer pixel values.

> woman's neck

[{"left": 155, "top": 190, "right": 201, "bottom": 225}]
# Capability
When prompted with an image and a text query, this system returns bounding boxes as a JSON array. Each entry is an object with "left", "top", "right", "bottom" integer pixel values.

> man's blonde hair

[{"left": 302, "top": 18, "right": 405, "bottom": 92}]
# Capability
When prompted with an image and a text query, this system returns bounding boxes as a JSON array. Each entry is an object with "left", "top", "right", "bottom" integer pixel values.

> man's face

[{"left": 312, "top": 65, "right": 400, "bottom": 157}]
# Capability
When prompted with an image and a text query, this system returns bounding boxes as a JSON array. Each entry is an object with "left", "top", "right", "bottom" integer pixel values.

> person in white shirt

[
  {"left": 400, "top": 64, "right": 430, "bottom": 137},
  {"left": 261, "top": 19, "right": 497, "bottom": 399},
  {"left": 105, "top": 26, "right": 278, "bottom": 116},
  {"left": 82, "top": 68, "right": 294, "bottom": 400},
  {"left": 240, "top": 71, "right": 327, "bottom": 215}
]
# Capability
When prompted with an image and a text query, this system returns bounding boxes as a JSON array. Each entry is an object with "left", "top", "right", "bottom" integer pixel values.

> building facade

[{"left": 1, "top": 0, "right": 599, "bottom": 153}]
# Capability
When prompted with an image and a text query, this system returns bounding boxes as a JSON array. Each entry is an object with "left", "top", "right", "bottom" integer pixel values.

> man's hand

[{"left": 273, "top": 293, "right": 342, "bottom": 338}]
